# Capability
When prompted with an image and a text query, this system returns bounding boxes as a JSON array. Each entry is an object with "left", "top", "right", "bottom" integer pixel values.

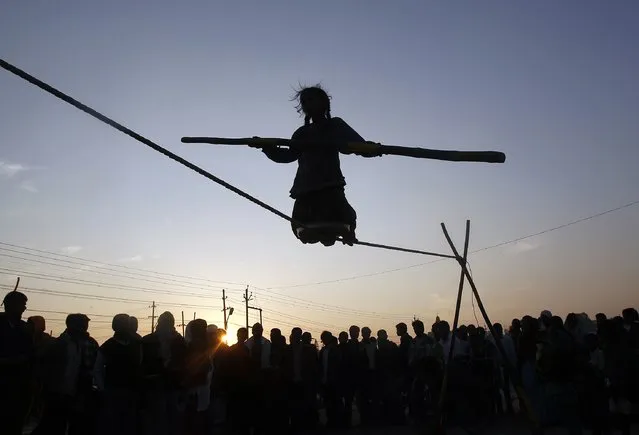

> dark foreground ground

[
  {"left": 23, "top": 410, "right": 639, "bottom": 434},
  {"left": 318, "top": 419, "right": 639, "bottom": 435}
]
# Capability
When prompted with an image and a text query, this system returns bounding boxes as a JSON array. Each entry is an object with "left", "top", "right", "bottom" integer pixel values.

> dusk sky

[{"left": 1, "top": 1, "right": 638, "bottom": 341}]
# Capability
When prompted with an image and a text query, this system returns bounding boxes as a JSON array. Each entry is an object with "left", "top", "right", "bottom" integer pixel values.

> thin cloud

[
  {"left": 19, "top": 180, "right": 38, "bottom": 193},
  {"left": 119, "top": 254, "right": 143, "bottom": 263},
  {"left": 0, "top": 161, "right": 28, "bottom": 178},
  {"left": 506, "top": 241, "right": 540, "bottom": 255},
  {"left": 60, "top": 246, "right": 83, "bottom": 255}
]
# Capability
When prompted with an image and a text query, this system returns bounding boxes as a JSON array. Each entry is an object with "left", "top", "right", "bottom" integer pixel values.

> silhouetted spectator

[
  {"left": 509, "top": 318, "right": 521, "bottom": 349},
  {"left": 285, "top": 327, "right": 318, "bottom": 431},
  {"left": 75, "top": 314, "right": 100, "bottom": 435},
  {"left": 581, "top": 333, "right": 608, "bottom": 435},
  {"left": 265, "top": 328, "right": 287, "bottom": 434},
  {"left": 377, "top": 329, "right": 402, "bottom": 424},
  {"left": 396, "top": 322, "right": 412, "bottom": 371},
  {"left": 319, "top": 331, "right": 342, "bottom": 428},
  {"left": 538, "top": 314, "right": 583, "bottom": 434},
  {"left": 33, "top": 313, "right": 86, "bottom": 435},
  {"left": 140, "top": 311, "right": 187, "bottom": 435},
  {"left": 225, "top": 327, "right": 250, "bottom": 435},
  {"left": 595, "top": 313, "right": 607, "bottom": 335},
  {"left": 395, "top": 322, "right": 413, "bottom": 403},
  {"left": 301, "top": 331, "right": 313, "bottom": 346},
  {"left": 490, "top": 322, "right": 516, "bottom": 414},
  {"left": 209, "top": 326, "right": 229, "bottom": 429},
  {"left": 95, "top": 313, "right": 142, "bottom": 435},
  {"left": 339, "top": 325, "right": 362, "bottom": 427},
  {"left": 600, "top": 319, "right": 632, "bottom": 435},
  {"left": 0, "top": 290, "right": 33, "bottom": 435},
  {"left": 26, "top": 315, "right": 52, "bottom": 425},
  {"left": 439, "top": 320, "right": 470, "bottom": 364},
  {"left": 622, "top": 307, "right": 639, "bottom": 347},
  {"left": 269, "top": 328, "right": 284, "bottom": 368},
  {"left": 359, "top": 326, "right": 377, "bottom": 425},
  {"left": 244, "top": 322, "right": 271, "bottom": 434},
  {"left": 129, "top": 316, "right": 141, "bottom": 341},
  {"left": 28, "top": 315, "right": 52, "bottom": 355},
  {"left": 410, "top": 319, "right": 432, "bottom": 368},
  {"left": 183, "top": 319, "right": 211, "bottom": 435}
]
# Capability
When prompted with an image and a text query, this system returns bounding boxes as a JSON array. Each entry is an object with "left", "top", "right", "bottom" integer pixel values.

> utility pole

[
  {"left": 247, "top": 305, "right": 263, "bottom": 326},
  {"left": 243, "top": 286, "right": 253, "bottom": 332},
  {"left": 180, "top": 311, "right": 185, "bottom": 336},
  {"left": 222, "top": 289, "right": 227, "bottom": 328},
  {"left": 222, "top": 289, "right": 234, "bottom": 330},
  {"left": 150, "top": 301, "right": 156, "bottom": 333}
]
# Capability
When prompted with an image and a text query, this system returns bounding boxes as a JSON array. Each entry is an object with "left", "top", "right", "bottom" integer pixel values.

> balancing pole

[
  {"left": 434, "top": 220, "right": 471, "bottom": 431},
  {"left": 440, "top": 223, "right": 541, "bottom": 433},
  {"left": 181, "top": 136, "right": 506, "bottom": 164}
]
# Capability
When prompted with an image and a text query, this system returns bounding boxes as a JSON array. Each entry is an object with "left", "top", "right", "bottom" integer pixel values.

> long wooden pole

[
  {"left": 435, "top": 220, "right": 471, "bottom": 428},
  {"left": 440, "top": 223, "right": 541, "bottom": 432}
]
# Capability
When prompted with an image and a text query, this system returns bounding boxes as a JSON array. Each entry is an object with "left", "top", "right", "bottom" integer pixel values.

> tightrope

[{"left": 0, "top": 58, "right": 455, "bottom": 260}]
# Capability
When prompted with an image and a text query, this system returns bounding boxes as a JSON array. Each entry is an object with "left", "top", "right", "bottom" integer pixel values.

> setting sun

[{"left": 222, "top": 327, "right": 235, "bottom": 345}]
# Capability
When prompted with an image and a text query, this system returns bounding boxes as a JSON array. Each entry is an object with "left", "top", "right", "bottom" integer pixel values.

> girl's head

[{"left": 293, "top": 85, "right": 331, "bottom": 124}]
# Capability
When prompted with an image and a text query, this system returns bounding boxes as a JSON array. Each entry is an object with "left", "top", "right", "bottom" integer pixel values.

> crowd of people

[{"left": 1, "top": 288, "right": 638, "bottom": 435}]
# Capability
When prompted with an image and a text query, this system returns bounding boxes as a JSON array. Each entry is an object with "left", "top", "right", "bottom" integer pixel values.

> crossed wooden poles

[{"left": 435, "top": 221, "right": 540, "bottom": 434}]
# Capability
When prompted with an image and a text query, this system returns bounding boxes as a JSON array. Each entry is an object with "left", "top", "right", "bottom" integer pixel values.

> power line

[
  {"left": 41, "top": 317, "right": 113, "bottom": 325},
  {"left": 0, "top": 263, "right": 412, "bottom": 321},
  {"left": 12, "top": 285, "right": 407, "bottom": 337},
  {"left": 0, "top": 241, "right": 247, "bottom": 287},
  {"left": 0, "top": 246, "right": 245, "bottom": 291},
  {"left": 267, "top": 199, "right": 639, "bottom": 289},
  {"left": 0, "top": 244, "right": 414, "bottom": 319},
  {"left": 0, "top": 283, "right": 221, "bottom": 310},
  {"left": 0, "top": 267, "right": 227, "bottom": 300},
  {"left": 210, "top": 290, "right": 407, "bottom": 320},
  {"left": 25, "top": 308, "right": 115, "bottom": 318},
  {"left": 249, "top": 285, "right": 413, "bottom": 319}
]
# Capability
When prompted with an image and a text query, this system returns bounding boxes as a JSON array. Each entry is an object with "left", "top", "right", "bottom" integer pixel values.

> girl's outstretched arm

[
  {"left": 262, "top": 146, "right": 299, "bottom": 163},
  {"left": 333, "top": 117, "right": 380, "bottom": 158},
  {"left": 332, "top": 117, "right": 365, "bottom": 143},
  {"left": 257, "top": 131, "right": 300, "bottom": 163}
]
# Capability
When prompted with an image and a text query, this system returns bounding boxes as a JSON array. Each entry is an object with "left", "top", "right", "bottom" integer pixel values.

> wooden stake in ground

[
  {"left": 440, "top": 223, "right": 541, "bottom": 433},
  {"left": 435, "top": 220, "right": 471, "bottom": 429}
]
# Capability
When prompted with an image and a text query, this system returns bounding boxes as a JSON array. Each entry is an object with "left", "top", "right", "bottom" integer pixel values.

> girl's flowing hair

[{"left": 291, "top": 83, "right": 331, "bottom": 125}]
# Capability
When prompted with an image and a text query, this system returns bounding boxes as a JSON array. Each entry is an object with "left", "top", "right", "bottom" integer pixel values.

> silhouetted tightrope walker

[
  {"left": 183, "top": 85, "right": 506, "bottom": 247},
  {"left": 0, "top": 58, "right": 505, "bottom": 253}
]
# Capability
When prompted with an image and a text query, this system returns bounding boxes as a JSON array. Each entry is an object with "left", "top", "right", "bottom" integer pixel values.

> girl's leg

[
  {"left": 292, "top": 189, "right": 356, "bottom": 244},
  {"left": 291, "top": 196, "right": 320, "bottom": 244}
]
